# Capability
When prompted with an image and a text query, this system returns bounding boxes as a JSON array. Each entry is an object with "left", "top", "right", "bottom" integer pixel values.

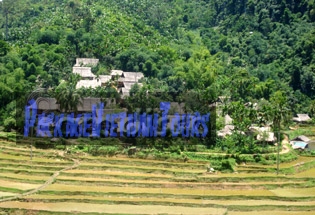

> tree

[
  {"left": 269, "top": 91, "right": 291, "bottom": 175},
  {"left": 223, "top": 101, "right": 257, "bottom": 152},
  {"left": 53, "top": 74, "right": 82, "bottom": 113},
  {"left": 309, "top": 100, "right": 315, "bottom": 118},
  {"left": 230, "top": 69, "right": 258, "bottom": 101},
  {"left": 0, "top": 40, "right": 9, "bottom": 56},
  {"left": 0, "top": 0, "right": 23, "bottom": 40}
]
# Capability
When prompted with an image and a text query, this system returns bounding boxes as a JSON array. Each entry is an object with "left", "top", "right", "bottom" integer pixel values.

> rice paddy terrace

[{"left": 0, "top": 140, "right": 315, "bottom": 215}]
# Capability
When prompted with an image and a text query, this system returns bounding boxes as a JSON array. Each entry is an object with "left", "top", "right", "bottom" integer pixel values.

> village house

[
  {"left": 290, "top": 135, "right": 311, "bottom": 150},
  {"left": 73, "top": 58, "right": 143, "bottom": 97},
  {"left": 292, "top": 114, "right": 312, "bottom": 123}
]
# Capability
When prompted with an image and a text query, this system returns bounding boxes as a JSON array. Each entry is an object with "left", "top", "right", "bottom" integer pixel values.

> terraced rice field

[{"left": 0, "top": 140, "right": 315, "bottom": 215}]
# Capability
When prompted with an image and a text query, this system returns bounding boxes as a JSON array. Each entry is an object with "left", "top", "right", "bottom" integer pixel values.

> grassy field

[{"left": 0, "top": 139, "right": 314, "bottom": 214}]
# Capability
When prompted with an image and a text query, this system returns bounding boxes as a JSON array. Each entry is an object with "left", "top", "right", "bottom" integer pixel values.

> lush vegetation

[{"left": 0, "top": 0, "right": 315, "bottom": 153}]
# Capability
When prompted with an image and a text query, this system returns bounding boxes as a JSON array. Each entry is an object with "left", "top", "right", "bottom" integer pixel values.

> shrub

[
  {"left": 3, "top": 117, "right": 16, "bottom": 132},
  {"left": 89, "top": 146, "right": 120, "bottom": 157},
  {"left": 37, "top": 30, "right": 59, "bottom": 45},
  {"left": 195, "top": 144, "right": 207, "bottom": 152},
  {"left": 55, "top": 145, "right": 66, "bottom": 150},
  {"left": 221, "top": 158, "right": 236, "bottom": 172}
]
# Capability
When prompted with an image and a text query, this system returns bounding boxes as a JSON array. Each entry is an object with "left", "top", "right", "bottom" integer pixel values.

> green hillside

[{"left": 0, "top": 0, "right": 314, "bottom": 132}]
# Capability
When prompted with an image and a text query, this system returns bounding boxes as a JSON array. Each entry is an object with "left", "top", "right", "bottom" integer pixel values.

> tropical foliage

[{"left": 0, "top": 0, "right": 314, "bottom": 151}]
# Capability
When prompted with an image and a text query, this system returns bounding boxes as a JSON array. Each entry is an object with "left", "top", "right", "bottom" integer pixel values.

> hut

[
  {"left": 291, "top": 135, "right": 311, "bottom": 143},
  {"left": 73, "top": 67, "right": 95, "bottom": 79},
  {"left": 293, "top": 114, "right": 312, "bottom": 123},
  {"left": 36, "top": 97, "right": 59, "bottom": 111},
  {"left": 76, "top": 79, "right": 101, "bottom": 89},
  {"left": 290, "top": 135, "right": 311, "bottom": 150}
]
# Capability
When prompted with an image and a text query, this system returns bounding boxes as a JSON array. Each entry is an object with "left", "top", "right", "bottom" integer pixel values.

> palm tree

[{"left": 53, "top": 74, "right": 83, "bottom": 113}]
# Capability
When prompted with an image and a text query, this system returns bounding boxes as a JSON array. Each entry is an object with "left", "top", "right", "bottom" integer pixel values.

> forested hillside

[{"left": 0, "top": 0, "right": 315, "bottom": 131}]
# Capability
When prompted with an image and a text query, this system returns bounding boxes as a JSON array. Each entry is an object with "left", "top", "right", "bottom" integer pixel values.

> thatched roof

[
  {"left": 293, "top": 114, "right": 311, "bottom": 122},
  {"left": 110, "top": 70, "right": 124, "bottom": 76},
  {"left": 76, "top": 79, "right": 101, "bottom": 89},
  {"left": 250, "top": 126, "right": 271, "bottom": 133},
  {"left": 218, "top": 125, "right": 234, "bottom": 137},
  {"left": 257, "top": 132, "right": 276, "bottom": 142},
  {"left": 75, "top": 58, "right": 99, "bottom": 67},
  {"left": 121, "top": 82, "right": 143, "bottom": 89},
  {"left": 119, "top": 87, "right": 130, "bottom": 98},
  {"left": 249, "top": 126, "right": 276, "bottom": 142},
  {"left": 98, "top": 75, "right": 111, "bottom": 84},
  {"left": 77, "top": 98, "right": 101, "bottom": 112},
  {"left": 122, "top": 82, "right": 135, "bottom": 90},
  {"left": 119, "top": 72, "right": 144, "bottom": 82},
  {"left": 291, "top": 135, "right": 311, "bottom": 143},
  {"left": 73, "top": 67, "right": 95, "bottom": 78},
  {"left": 225, "top": 114, "right": 233, "bottom": 125},
  {"left": 36, "top": 98, "right": 59, "bottom": 110}
]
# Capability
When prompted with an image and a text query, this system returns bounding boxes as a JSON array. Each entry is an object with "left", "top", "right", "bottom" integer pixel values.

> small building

[
  {"left": 291, "top": 135, "right": 311, "bottom": 143},
  {"left": 119, "top": 87, "right": 131, "bottom": 98},
  {"left": 77, "top": 98, "right": 101, "bottom": 112},
  {"left": 98, "top": 75, "right": 111, "bottom": 86},
  {"left": 118, "top": 72, "right": 144, "bottom": 83},
  {"left": 291, "top": 141, "right": 309, "bottom": 150},
  {"left": 73, "top": 67, "right": 95, "bottom": 80},
  {"left": 73, "top": 59, "right": 143, "bottom": 97},
  {"left": 76, "top": 79, "right": 101, "bottom": 89},
  {"left": 257, "top": 132, "right": 276, "bottom": 143},
  {"left": 36, "top": 97, "right": 59, "bottom": 111},
  {"left": 290, "top": 135, "right": 311, "bottom": 150},
  {"left": 293, "top": 114, "right": 312, "bottom": 123},
  {"left": 110, "top": 70, "right": 124, "bottom": 77},
  {"left": 218, "top": 125, "right": 234, "bottom": 138},
  {"left": 250, "top": 126, "right": 276, "bottom": 143}
]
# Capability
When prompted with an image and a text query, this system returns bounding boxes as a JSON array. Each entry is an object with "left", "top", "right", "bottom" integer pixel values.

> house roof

[
  {"left": 75, "top": 58, "right": 99, "bottom": 67},
  {"left": 119, "top": 87, "right": 130, "bottom": 98},
  {"left": 122, "top": 82, "right": 135, "bottom": 90},
  {"left": 218, "top": 125, "right": 234, "bottom": 137},
  {"left": 119, "top": 72, "right": 144, "bottom": 82},
  {"left": 77, "top": 98, "right": 101, "bottom": 112},
  {"left": 293, "top": 114, "right": 311, "bottom": 122},
  {"left": 291, "top": 141, "right": 308, "bottom": 150},
  {"left": 98, "top": 75, "right": 111, "bottom": 83},
  {"left": 36, "top": 97, "right": 59, "bottom": 110},
  {"left": 110, "top": 70, "right": 124, "bottom": 76},
  {"left": 73, "top": 67, "right": 95, "bottom": 78},
  {"left": 291, "top": 135, "right": 311, "bottom": 143},
  {"left": 121, "top": 82, "right": 143, "bottom": 89},
  {"left": 76, "top": 79, "right": 101, "bottom": 89},
  {"left": 257, "top": 132, "right": 276, "bottom": 142},
  {"left": 250, "top": 126, "right": 272, "bottom": 133},
  {"left": 225, "top": 114, "right": 233, "bottom": 125}
]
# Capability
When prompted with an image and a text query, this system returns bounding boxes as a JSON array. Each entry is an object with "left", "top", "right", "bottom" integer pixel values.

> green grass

[
  {"left": 0, "top": 186, "right": 24, "bottom": 194},
  {"left": 285, "top": 126, "right": 315, "bottom": 140}
]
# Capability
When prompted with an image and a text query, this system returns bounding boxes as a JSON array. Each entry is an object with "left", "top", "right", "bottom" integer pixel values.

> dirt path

[
  {"left": 0, "top": 158, "right": 80, "bottom": 202},
  {"left": 280, "top": 135, "right": 290, "bottom": 154}
]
